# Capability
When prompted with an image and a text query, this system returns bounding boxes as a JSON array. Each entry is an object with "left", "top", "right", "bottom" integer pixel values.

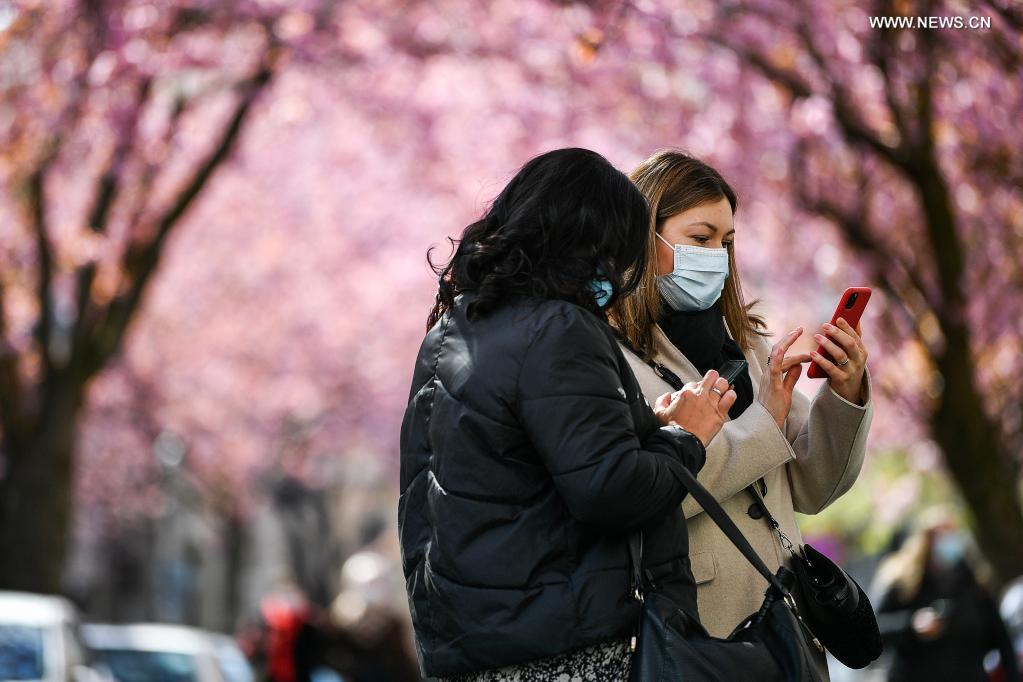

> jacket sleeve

[
  {"left": 782, "top": 338, "right": 873, "bottom": 514},
  {"left": 517, "top": 308, "right": 706, "bottom": 532}
]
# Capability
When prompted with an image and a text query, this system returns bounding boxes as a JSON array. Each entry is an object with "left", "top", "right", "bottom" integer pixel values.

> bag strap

[
  {"left": 629, "top": 464, "right": 789, "bottom": 599},
  {"left": 614, "top": 331, "right": 688, "bottom": 392},
  {"left": 747, "top": 485, "right": 799, "bottom": 557}
]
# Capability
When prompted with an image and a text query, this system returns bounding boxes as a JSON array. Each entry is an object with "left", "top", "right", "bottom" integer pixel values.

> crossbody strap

[
  {"left": 748, "top": 485, "right": 800, "bottom": 557},
  {"left": 615, "top": 331, "right": 688, "bottom": 391},
  {"left": 629, "top": 464, "right": 789, "bottom": 598}
]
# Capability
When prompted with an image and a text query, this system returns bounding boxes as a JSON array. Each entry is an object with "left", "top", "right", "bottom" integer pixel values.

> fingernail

[{"left": 814, "top": 334, "right": 824, "bottom": 342}]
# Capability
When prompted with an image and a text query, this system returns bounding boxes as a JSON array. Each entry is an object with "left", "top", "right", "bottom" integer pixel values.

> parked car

[
  {"left": 0, "top": 591, "right": 104, "bottom": 682},
  {"left": 81, "top": 624, "right": 253, "bottom": 682}
]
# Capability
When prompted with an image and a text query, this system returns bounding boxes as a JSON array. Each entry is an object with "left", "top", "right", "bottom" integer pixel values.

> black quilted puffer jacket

[{"left": 399, "top": 293, "right": 707, "bottom": 677}]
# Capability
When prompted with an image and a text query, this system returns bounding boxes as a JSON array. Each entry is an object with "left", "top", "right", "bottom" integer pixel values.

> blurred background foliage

[{"left": 0, "top": 0, "right": 1020, "bottom": 636}]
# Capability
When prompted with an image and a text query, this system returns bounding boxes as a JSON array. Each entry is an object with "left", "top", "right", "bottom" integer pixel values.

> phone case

[
  {"left": 807, "top": 287, "right": 872, "bottom": 379},
  {"left": 718, "top": 359, "right": 748, "bottom": 386}
]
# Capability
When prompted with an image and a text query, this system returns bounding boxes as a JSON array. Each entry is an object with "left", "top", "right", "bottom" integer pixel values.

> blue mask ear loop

[
  {"left": 655, "top": 233, "right": 679, "bottom": 271},
  {"left": 589, "top": 264, "right": 614, "bottom": 309}
]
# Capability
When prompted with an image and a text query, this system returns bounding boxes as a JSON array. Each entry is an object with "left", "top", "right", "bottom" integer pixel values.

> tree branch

[
  {"left": 790, "top": 8, "right": 911, "bottom": 170},
  {"left": 789, "top": 144, "right": 940, "bottom": 353},
  {"left": 703, "top": 33, "right": 814, "bottom": 99},
  {"left": 980, "top": 0, "right": 1023, "bottom": 33},
  {"left": 26, "top": 167, "right": 55, "bottom": 378},
  {"left": 86, "top": 78, "right": 154, "bottom": 235},
  {"left": 897, "top": 42, "right": 965, "bottom": 321},
  {"left": 84, "top": 46, "right": 278, "bottom": 376},
  {"left": 71, "top": 78, "right": 156, "bottom": 366},
  {"left": 13, "top": 4, "right": 107, "bottom": 381},
  {"left": 913, "top": 7, "right": 937, "bottom": 160},
  {"left": 125, "top": 94, "right": 189, "bottom": 231},
  {"left": 0, "top": 283, "right": 25, "bottom": 440},
  {"left": 703, "top": 12, "right": 908, "bottom": 172},
  {"left": 868, "top": 0, "right": 911, "bottom": 145}
]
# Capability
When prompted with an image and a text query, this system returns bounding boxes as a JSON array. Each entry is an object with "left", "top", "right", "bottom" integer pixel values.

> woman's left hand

[{"left": 810, "top": 317, "right": 869, "bottom": 405}]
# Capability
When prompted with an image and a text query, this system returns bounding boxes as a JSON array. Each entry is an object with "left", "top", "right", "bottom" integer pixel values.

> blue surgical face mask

[
  {"left": 932, "top": 532, "right": 967, "bottom": 568},
  {"left": 587, "top": 267, "right": 614, "bottom": 309},
  {"left": 655, "top": 233, "right": 729, "bottom": 312}
]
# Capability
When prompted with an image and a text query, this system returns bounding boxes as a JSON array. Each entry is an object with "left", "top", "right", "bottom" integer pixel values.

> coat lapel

[
  {"left": 649, "top": 324, "right": 701, "bottom": 383},
  {"left": 649, "top": 322, "right": 770, "bottom": 401}
]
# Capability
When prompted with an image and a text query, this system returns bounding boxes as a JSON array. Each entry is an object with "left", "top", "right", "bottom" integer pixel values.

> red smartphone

[{"left": 807, "top": 287, "right": 872, "bottom": 379}]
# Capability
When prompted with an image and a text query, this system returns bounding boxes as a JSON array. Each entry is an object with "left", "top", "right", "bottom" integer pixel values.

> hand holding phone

[
  {"left": 655, "top": 370, "right": 736, "bottom": 446},
  {"left": 807, "top": 287, "right": 871, "bottom": 379}
]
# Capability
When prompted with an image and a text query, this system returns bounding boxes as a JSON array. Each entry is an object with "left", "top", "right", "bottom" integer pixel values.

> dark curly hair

[{"left": 427, "top": 148, "right": 650, "bottom": 328}]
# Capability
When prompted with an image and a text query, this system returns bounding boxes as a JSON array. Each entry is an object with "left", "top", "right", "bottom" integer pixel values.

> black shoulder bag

[
  {"left": 629, "top": 463, "right": 823, "bottom": 682},
  {"left": 747, "top": 486, "right": 883, "bottom": 669}
]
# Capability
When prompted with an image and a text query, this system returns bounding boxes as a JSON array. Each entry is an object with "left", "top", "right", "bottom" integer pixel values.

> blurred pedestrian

[
  {"left": 323, "top": 539, "right": 420, "bottom": 681},
  {"left": 256, "top": 579, "right": 313, "bottom": 682},
  {"left": 399, "top": 148, "right": 734, "bottom": 680},
  {"left": 873, "top": 509, "right": 1020, "bottom": 682}
]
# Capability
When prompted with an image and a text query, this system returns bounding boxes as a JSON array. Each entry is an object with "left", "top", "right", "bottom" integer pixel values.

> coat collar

[{"left": 648, "top": 321, "right": 769, "bottom": 390}]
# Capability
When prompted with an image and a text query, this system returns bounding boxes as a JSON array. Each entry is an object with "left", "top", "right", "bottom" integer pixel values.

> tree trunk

[
  {"left": 0, "top": 383, "right": 81, "bottom": 592},
  {"left": 913, "top": 163, "right": 1023, "bottom": 582},
  {"left": 931, "top": 327, "right": 1023, "bottom": 582},
  {"left": 224, "top": 511, "right": 245, "bottom": 631}
]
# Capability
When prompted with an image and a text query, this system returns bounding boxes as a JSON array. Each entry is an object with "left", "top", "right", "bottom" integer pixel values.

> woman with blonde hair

[
  {"left": 873, "top": 509, "right": 1020, "bottom": 682},
  {"left": 610, "top": 149, "right": 874, "bottom": 676}
]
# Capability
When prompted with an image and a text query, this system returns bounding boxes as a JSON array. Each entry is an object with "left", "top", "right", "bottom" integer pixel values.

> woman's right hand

[
  {"left": 654, "top": 370, "right": 736, "bottom": 447},
  {"left": 758, "top": 327, "right": 812, "bottom": 429}
]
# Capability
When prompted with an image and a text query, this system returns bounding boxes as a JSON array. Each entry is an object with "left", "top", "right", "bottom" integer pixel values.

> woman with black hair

[{"left": 399, "top": 148, "right": 736, "bottom": 680}]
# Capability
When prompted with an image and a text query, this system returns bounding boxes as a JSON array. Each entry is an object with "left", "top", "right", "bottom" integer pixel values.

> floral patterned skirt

[{"left": 443, "top": 640, "right": 632, "bottom": 682}]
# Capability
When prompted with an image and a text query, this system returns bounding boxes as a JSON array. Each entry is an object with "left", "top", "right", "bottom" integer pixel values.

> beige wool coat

[{"left": 621, "top": 323, "right": 872, "bottom": 640}]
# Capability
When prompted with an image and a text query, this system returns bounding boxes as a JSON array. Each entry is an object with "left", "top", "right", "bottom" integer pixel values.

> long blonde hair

[
  {"left": 610, "top": 150, "right": 767, "bottom": 358},
  {"left": 873, "top": 507, "right": 994, "bottom": 602}
]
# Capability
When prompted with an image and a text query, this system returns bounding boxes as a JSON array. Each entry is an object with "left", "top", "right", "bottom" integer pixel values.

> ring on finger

[
  {"left": 838, "top": 356, "right": 850, "bottom": 367},
  {"left": 710, "top": 387, "right": 723, "bottom": 396}
]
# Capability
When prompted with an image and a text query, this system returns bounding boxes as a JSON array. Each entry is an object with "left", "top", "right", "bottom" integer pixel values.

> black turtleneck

[{"left": 658, "top": 301, "right": 755, "bottom": 420}]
